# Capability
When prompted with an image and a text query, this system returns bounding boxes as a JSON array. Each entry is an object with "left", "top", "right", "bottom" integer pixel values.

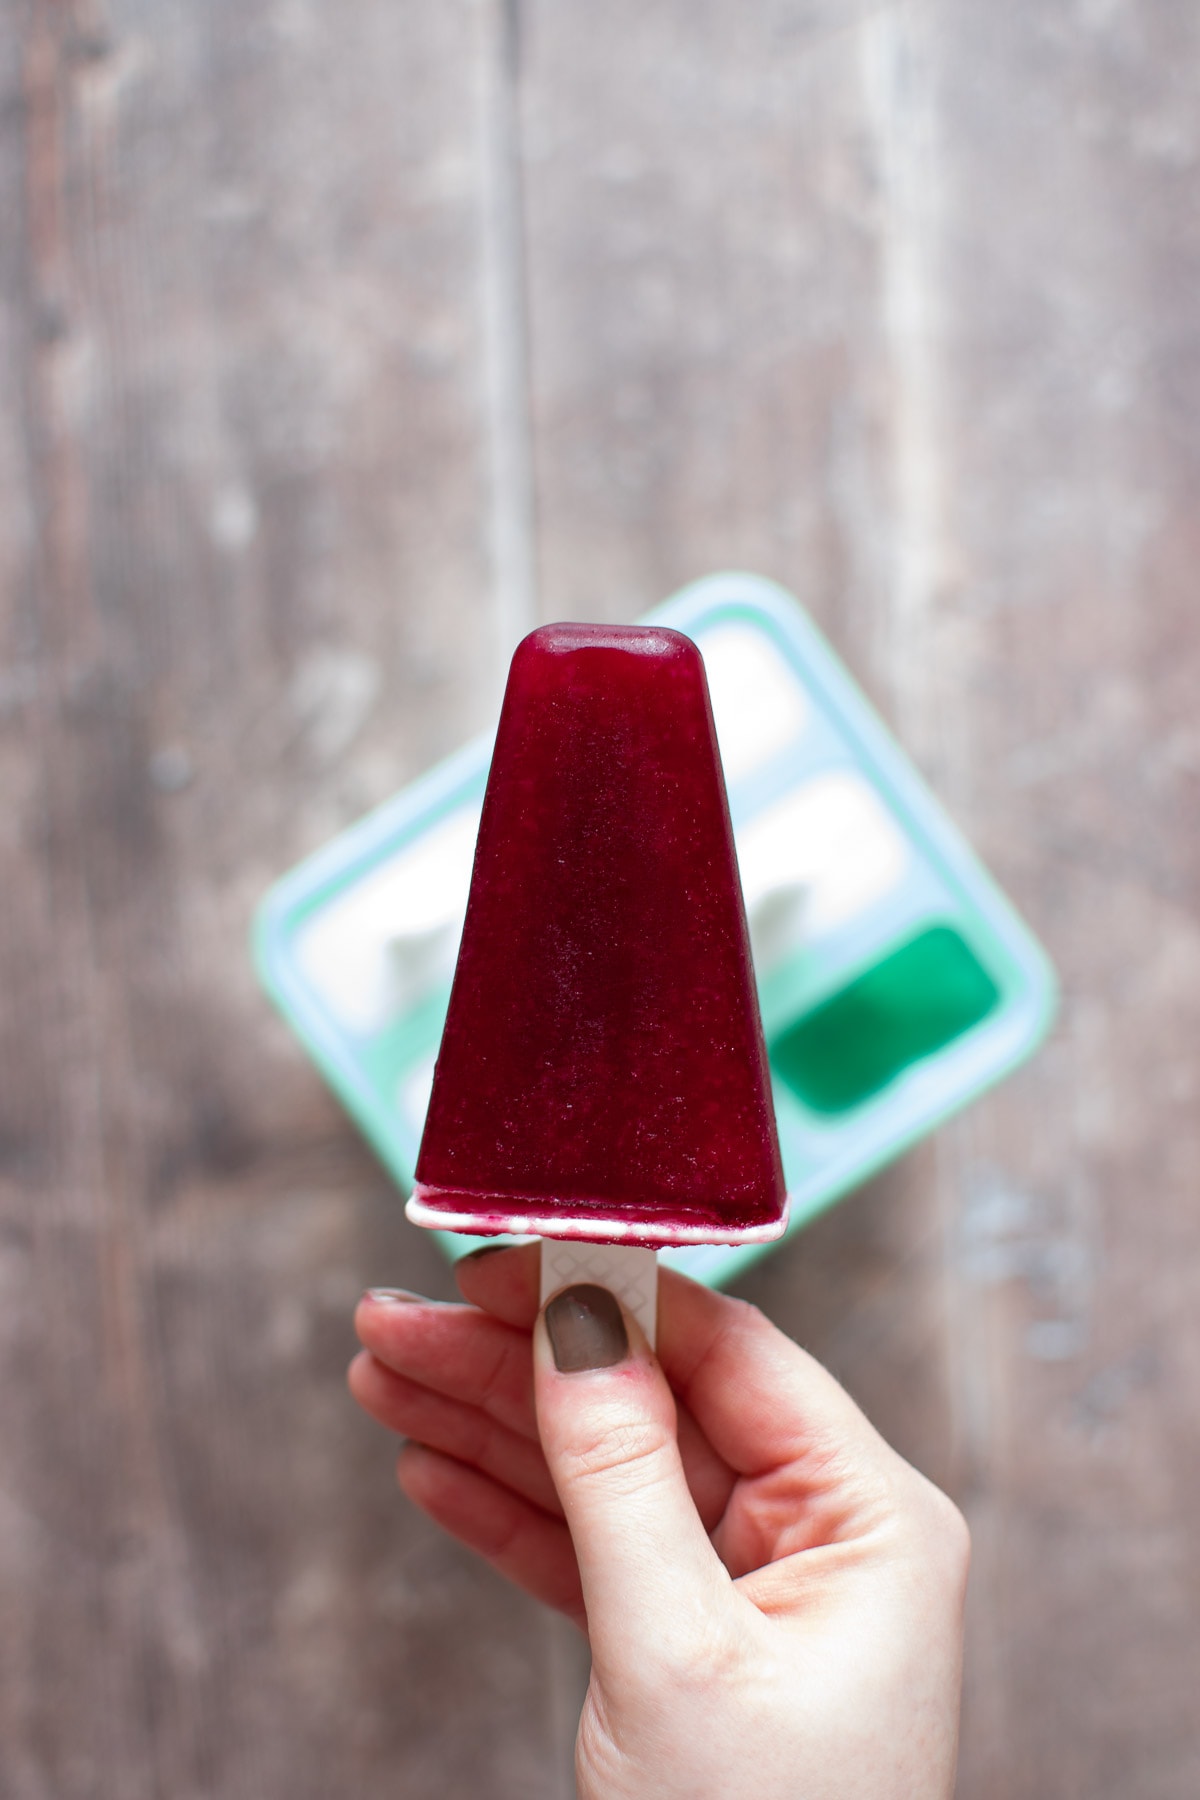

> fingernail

[
  {"left": 544, "top": 1285, "right": 629, "bottom": 1372},
  {"left": 457, "top": 1243, "right": 512, "bottom": 1263},
  {"left": 363, "top": 1287, "right": 426, "bottom": 1305}
]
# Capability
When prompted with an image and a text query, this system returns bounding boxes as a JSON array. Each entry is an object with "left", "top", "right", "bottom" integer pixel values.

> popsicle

[{"left": 406, "top": 622, "right": 788, "bottom": 1249}]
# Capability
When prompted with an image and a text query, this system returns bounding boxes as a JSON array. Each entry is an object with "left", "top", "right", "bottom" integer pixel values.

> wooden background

[{"left": 3, "top": 0, "right": 1198, "bottom": 1794}]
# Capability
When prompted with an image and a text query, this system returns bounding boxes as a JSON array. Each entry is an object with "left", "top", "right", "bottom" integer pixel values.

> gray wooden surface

[{"left": 3, "top": 1, "right": 1198, "bottom": 1795}]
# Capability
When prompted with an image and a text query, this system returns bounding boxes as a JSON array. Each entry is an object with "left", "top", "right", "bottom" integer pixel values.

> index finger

[
  {"left": 656, "top": 1267, "right": 895, "bottom": 1487},
  {"left": 454, "top": 1240, "right": 541, "bottom": 1325}
]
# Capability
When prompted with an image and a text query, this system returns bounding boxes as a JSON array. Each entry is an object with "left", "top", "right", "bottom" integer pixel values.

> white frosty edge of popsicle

[{"left": 405, "top": 1185, "right": 790, "bottom": 1246}]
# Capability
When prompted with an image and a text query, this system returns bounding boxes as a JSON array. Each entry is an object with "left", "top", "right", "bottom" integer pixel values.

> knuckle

[
  {"left": 630, "top": 1610, "right": 749, "bottom": 1715},
  {"left": 723, "top": 1294, "right": 767, "bottom": 1337},
  {"left": 941, "top": 1495, "right": 973, "bottom": 1574},
  {"left": 662, "top": 1614, "right": 744, "bottom": 1690},
  {"left": 917, "top": 1480, "right": 972, "bottom": 1582},
  {"left": 560, "top": 1415, "right": 672, "bottom": 1493}
]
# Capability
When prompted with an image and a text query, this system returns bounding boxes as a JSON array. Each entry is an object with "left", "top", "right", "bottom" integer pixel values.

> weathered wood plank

[
  {"left": 926, "top": 3, "right": 1200, "bottom": 1793},
  {"left": 518, "top": 0, "right": 897, "bottom": 649},
  {"left": 1, "top": 2, "right": 566, "bottom": 1796},
  {"left": 514, "top": 2, "right": 1200, "bottom": 1796}
]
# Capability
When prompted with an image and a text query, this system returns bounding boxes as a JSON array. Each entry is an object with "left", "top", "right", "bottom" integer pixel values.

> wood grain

[
  {"left": 2, "top": 2, "right": 567, "bottom": 1796},
  {"left": 3, "top": 0, "right": 1198, "bottom": 1795},
  {"left": 518, "top": 1, "right": 1200, "bottom": 1794}
]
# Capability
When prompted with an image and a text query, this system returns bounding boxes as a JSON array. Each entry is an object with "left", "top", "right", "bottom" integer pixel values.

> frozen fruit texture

[{"left": 410, "top": 622, "right": 787, "bottom": 1246}]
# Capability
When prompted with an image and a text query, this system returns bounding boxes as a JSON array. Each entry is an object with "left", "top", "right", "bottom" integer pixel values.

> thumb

[{"left": 534, "top": 1282, "right": 729, "bottom": 1671}]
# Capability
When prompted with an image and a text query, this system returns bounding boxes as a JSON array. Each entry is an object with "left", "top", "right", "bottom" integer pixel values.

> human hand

[{"left": 350, "top": 1244, "right": 969, "bottom": 1799}]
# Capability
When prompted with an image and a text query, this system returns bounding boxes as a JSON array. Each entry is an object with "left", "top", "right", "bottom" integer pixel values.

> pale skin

[{"left": 349, "top": 1242, "right": 970, "bottom": 1800}]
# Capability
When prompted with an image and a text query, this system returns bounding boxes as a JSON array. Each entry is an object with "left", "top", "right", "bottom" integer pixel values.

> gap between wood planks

[{"left": 476, "top": 0, "right": 539, "bottom": 676}]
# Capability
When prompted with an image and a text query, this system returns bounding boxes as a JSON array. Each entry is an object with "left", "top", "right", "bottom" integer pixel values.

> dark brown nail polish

[{"left": 545, "top": 1285, "right": 629, "bottom": 1372}]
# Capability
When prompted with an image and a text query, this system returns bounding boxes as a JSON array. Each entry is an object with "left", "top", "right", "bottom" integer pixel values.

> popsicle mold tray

[{"left": 254, "top": 574, "right": 1056, "bottom": 1287}]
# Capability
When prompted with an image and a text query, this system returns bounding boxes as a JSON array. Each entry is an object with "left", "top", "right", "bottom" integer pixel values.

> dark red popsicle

[{"left": 407, "top": 623, "right": 788, "bottom": 1246}]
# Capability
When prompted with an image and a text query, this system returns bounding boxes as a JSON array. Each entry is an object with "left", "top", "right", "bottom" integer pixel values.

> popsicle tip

[{"left": 518, "top": 621, "right": 698, "bottom": 663}]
